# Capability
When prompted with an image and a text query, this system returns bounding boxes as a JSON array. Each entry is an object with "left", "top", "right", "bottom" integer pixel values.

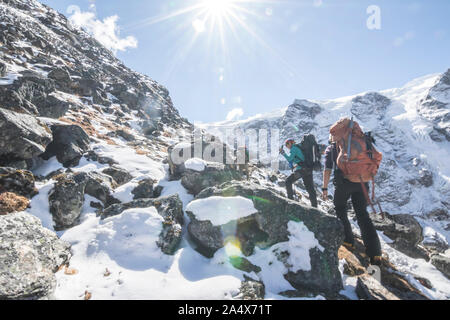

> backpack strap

[{"left": 347, "top": 117, "right": 354, "bottom": 159}]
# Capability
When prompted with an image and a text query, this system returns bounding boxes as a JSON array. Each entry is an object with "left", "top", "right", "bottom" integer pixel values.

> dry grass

[{"left": 0, "top": 192, "right": 30, "bottom": 215}]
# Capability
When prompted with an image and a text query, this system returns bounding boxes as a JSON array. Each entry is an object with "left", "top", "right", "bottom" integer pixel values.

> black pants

[
  {"left": 333, "top": 179, "right": 382, "bottom": 258},
  {"left": 286, "top": 168, "right": 317, "bottom": 208}
]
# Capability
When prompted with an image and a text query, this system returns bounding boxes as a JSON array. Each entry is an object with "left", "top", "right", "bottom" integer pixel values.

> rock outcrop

[
  {"left": 371, "top": 212, "right": 429, "bottom": 260},
  {"left": 0, "top": 108, "right": 52, "bottom": 169},
  {"left": 41, "top": 124, "right": 90, "bottom": 167},
  {"left": 187, "top": 181, "right": 345, "bottom": 297}
]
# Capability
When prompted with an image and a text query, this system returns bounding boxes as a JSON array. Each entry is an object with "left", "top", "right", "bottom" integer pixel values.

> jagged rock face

[
  {"left": 281, "top": 100, "right": 322, "bottom": 140},
  {"left": 420, "top": 69, "right": 450, "bottom": 142},
  {"left": 0, "top": 0, "right": 189, "bottom": 131},
  {"left": 101, "top": 195, "right": 184, "bottom": 255},
  {"left": 0, "top": 108, "right": 52, "bottom": 169},
  {"left": 41, "top": 124, "right": 90, "bottom": 168},
  {"left": 188, "top": 181, "right": 344, "bottom": 297},
  {"left": 0, "top": 212, "right": 71, "bottom": 299},
  {"left": 351, "top": 92, "right": 391, "bottom": 122}
]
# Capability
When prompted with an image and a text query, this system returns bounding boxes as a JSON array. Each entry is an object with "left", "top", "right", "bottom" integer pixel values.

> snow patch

[
  {"left": 186, "top": 196, "right": 257, "bottom": 226},
  {"left": 185, "top": 158, "right": 206, "bottom": 172}
]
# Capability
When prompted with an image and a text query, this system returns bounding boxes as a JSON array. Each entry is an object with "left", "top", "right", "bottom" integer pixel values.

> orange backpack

[
  {"left": 330, "top": 117, "right": 382, "bottom": 183},
  {"left": 330, "top": 117, "right": 384, "bottom": 217}
]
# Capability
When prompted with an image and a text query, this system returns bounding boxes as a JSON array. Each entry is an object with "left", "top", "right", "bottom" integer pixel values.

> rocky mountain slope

[{"left": 1, "top": 0, "right": 449, "bottom": 300}]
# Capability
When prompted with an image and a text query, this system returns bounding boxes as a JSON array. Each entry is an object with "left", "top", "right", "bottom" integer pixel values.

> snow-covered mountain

[
  {"left": 201, "top": 72, "right": 450, "bottom": 220},
  {"left": 1, "top": 0, "right": 449, "bottom": 301}
]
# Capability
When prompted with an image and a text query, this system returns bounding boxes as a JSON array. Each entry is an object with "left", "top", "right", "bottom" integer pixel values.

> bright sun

[{"left": 202, "top": 0, "right": 235, "bottom": 16}]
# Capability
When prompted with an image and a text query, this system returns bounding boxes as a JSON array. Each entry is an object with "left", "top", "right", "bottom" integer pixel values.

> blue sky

[{"left": 38, "top": 0, "right": 450, "bottom": 123}]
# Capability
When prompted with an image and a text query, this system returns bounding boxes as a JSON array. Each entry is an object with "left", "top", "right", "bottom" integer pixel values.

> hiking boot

[
  {"left": 343, "top": 242, "right": 355, "bottom": 250},
  {"left": 370, "top": 256, "right": 383, "bottom": 266}
]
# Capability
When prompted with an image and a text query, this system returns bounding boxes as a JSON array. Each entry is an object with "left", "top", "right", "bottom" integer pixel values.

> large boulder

[
  {"left": 48, "top": 171, "right": 119, "bottom": 229},
  {"left": 181, "top": 162, "right": 243, "bottom": 196},
  {"left": 0, "top": 212, "right": 71, "bottom": 299},
  {"left": 187, "top": 181, "right": 344, "bottom": 297},
  {"left": 84, "top": 172, "right": 120, "bottom": 208},
  {"left": 48, "top": 172, "right": 86, "bottom": 230},
  {"left": 102, "top": 194, "right": 184, "bottom": 255},
  {"left": 371, "top": 212, "right": 429, "bottom": 260},
  {"left": 0, "top": 107, "right": 52, "bottom": 169},
  {"left": 42, "top": 124, "right": 90, "bottom": 167},
  {"left": 33, "top": 93, "right": 71, "bottom": 118},
  {"left": 0, "top": 167, "right": 37, "bottom": 198}
]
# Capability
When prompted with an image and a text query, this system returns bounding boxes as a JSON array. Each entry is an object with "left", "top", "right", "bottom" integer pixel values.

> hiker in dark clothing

[
  {"left": 322, "top": 139, "right": 382, "bottom": 265},
  {"left": 280, "top": 138, "right": 318, "bottom": 208}
]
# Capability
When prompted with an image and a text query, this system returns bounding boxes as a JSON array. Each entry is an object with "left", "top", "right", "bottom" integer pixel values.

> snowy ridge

[{"left": 201, "top": 71, "right": 450, "bottom": 225}]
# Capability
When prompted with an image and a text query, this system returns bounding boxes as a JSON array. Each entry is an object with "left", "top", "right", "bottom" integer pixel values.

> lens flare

[{"left": 224, "top": 236, "right": 242, "bottom": 257}]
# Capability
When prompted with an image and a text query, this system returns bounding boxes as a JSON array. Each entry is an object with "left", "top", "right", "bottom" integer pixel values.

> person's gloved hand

[{"left": 279, "top": 146, "right": 285, "bottom": 155}]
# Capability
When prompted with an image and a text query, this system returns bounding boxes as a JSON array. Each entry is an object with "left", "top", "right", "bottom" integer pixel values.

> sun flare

[{"left": 202, "top": 0, "right": 235, "bottom": 17}]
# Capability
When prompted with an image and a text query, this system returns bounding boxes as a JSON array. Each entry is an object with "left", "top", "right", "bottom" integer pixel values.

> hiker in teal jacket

[{"left": 280, "top": 138, "right": 318, "bottom": 207}]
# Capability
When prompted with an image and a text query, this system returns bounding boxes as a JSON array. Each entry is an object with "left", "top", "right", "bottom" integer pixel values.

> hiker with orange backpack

[{"left": 322, "top": 118, "right": 383, "bottom": 265}]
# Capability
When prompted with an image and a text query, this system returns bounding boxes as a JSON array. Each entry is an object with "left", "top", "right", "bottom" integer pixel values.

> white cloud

[
  {"left": 226, "top": 108, "right": 244, "bottom": 121},
  {"left": 67, "top": 5, "right": 137, "bottom": 54},
  {"left": 394, "top": 31, "right": 415, "bottom": 47}
]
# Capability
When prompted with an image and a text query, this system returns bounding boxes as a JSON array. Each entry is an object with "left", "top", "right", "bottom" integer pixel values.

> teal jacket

[{"left": 282, "top": 145, "right": 305, "bottom": 171}]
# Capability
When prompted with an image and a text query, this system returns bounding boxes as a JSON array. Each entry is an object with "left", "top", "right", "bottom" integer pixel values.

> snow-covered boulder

[
  {"left": 0, "top": 212, "right": 71, "bottom": 299},
  {"left": 102, "top": 194, "right": 184, "bottom": 255},
  {"left": 186, "top": 181, "right": 344, "bottom": 297}
]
